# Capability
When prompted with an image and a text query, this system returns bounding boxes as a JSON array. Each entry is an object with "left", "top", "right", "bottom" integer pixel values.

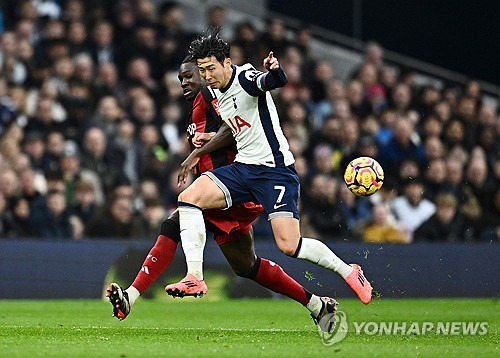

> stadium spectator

[
  {"left": 207, "top": 5, "right": 226, "bottom": 30},
  {"left": 283, "top": 101, "right": 310, "bottom": 148},
  {"left": 22, "top": 131, "right": 45, "bottom": 170},
  {"left": 337, "top": 184, "right": 372, "bottom": 237},
  {"left": 361, "top": 41, "right": 384, "bottom": 71},
  {"left": 309, "top": 60, "right": 335, "bottom": 103},
  {"left": 414, "top": 193, "right": 465, "bottom": 242},
  {"left": 59, "top": 141, "right": 104, "bottom": 205},
  {"left": 391, "top": 178, "right": 436, "bottom": 239},
  {"left": 301, "top": 174, "right": 348, "bottom": 239},
  {"left": 88, "top": 96, "right": 124, "bottom": 138},
  {"left": 137, "top": 197, "right": 167, "bottom": 239},
  {"left": 71, "top": 178, "right": 99, "bottom": 225},
  {"left": 80, "top": 126, "right": 125, "bottom": 194},
  {"left": 30, "top": 189, "right": 74, "bottom": 239},
  {"left": 157, "top": 1, "right": 191, "bottom": 56},
  {"left": 0, "top": 167, "right": 20, "bottom": 206},
  {"left": 88, "top": 20, "right": 116, "bottom": 66},
  {"left": 362, "top": 203, "right": 409, "bottom": 244},
  {"left": 354, "top": 134, "right": 379, "bottom": 160},
  {"left": 233, "top": 21, "right": 259, "bottom": 64},
  {"left": 113, "top": 119, "right": 141, "bottom": 185},
  {"left": 43, "top": 130, "right": 64, "bottom": 172},
  {"left": 3, "top": 196, "right": 33, "bottom": 238},
  {"left": 422, "top": 116, "right": 443, "bottom": 141},
  {"left": 378, "top": 117, "right": 426, "bottom": 177},
  {"left": 94, "top": 62, "right": 125, "bottom": 101},
  {"left": 63, "top": 1, "right": 86, "bottom": 23},
  {"left": 85, "top": 193, "right": 141, "bottom": 238},
  {"left": 18, "top": 168, "right": 44, "bottom": 209},
  {"left": 258, "top": 18, "right": 290, "bottom": 59},
  {"left": 423, "top": 158, "right": 448, "bottom": 201}
]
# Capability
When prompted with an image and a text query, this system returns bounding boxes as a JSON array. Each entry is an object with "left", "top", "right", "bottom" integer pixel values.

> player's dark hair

[
  {"left": 188, "top": 27, "right": 230, "bottom": 64},
  {"left": 181, "top": 55, "right": 196, "bottom": 65}
]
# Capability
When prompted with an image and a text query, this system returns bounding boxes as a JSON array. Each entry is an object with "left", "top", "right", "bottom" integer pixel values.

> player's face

[
  {"left": 197, "top": 56, "right": 231, "bottom": 89},
  {"left": 178, "top": 62, "right": 203, "bottom": 102}
]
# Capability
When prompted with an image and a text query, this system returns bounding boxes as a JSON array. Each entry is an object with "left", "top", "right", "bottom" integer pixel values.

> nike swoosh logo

[{"left": 273, "top": 203, "right": 287, "bottom": 209}]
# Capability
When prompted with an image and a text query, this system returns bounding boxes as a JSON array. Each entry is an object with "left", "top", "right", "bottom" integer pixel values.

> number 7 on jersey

[{"left": 273, "top": 185, "right": 287, "bottom": 210}]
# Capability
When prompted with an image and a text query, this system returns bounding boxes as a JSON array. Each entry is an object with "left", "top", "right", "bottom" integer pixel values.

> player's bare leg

[
  {"left": 219, "top": 227, "right": 337, "bottom": 332},
  {"left": 165, "top": 175, "right": 226, "bottom": 297},
  {"left": 271, "top": 217, "right": 373, "bottom": 304}
]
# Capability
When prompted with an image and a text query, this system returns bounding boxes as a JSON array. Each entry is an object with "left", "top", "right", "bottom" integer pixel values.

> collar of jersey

[{"left": 220, "top": 65, "right": 237, "bottom": 93}]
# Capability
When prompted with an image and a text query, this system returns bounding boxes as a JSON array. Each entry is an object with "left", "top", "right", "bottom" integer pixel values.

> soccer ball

[{"left": 344, "top": 157, "right": 384, "bottom": 196}]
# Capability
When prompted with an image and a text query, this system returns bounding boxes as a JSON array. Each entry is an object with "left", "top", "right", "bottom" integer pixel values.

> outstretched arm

[
  {"left": 238, "top": 51, "right": 288, "bottom": 96},
  {"left": 261, "top": 51, "right": 288, "bottom": 90},
  {"left": 177, "top": 123, "right": 234, "bottom": 185}
]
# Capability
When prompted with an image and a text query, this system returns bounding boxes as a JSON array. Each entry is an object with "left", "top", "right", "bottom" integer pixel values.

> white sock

[
  {"left": 125, "top": 286, "right": 140, "bottom": 306},
  {"left": 306, "top": 294, "right": 323, "bottom": 317},
  {"left": 179, "top": 205, "right": 206, "bottom": 280},
  {"left": 296, "top": 237, "right": 353, "bottom": 279}
]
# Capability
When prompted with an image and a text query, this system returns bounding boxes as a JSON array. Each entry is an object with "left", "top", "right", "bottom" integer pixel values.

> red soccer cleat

[
  {"left": 165, "top": 274, "right": 208, "bottom": 298},
  {"left": 345, "top": 264, "right": 373, "bottom": 304}
]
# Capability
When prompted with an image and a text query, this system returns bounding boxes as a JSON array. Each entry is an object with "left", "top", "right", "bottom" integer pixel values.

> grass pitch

[{"left": 0, "top": 298, "right": 498, "bottom": 357}]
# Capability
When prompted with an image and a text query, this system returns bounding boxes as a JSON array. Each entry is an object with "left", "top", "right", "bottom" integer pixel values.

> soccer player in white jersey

[{"left": 166, "top": 30, "right": 373, "bottom": 313}]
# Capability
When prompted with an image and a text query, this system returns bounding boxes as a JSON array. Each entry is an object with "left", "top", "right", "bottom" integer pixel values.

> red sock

[
  {"left": 254, "top": 258, "right": 311, "bottom": 306},
  {"left": 131, "top": 235, "right": 178, "bottom": 294}
]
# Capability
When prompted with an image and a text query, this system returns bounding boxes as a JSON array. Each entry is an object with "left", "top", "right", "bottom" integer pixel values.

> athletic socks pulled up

[
  {"left": 178, "top": 203, "right": 206, "bottom": 280},
  {"left": 294, "top": 237, "right": 353, "bottom": 278},
  {"left": 128, "top": 234, "right": 178, "bottom": 304}
]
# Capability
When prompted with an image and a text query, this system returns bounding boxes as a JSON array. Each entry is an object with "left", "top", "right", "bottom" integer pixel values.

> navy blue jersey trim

[
  {"left": 238, "top": 69, "right": 263, "bottom": 96},
  {"left": 258, "top": 94, "right": 285, "bottom": 167},
  {"left": 220, "top": 65, "right": 237, "bottom": 93},
  {"left": 177, "top": 201, "right": 201, "bottom": 210}
]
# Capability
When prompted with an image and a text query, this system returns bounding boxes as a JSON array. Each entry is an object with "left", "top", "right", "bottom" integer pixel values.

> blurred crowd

[{"left": 0, "top": 1, "right": 498, "bottom": 243}]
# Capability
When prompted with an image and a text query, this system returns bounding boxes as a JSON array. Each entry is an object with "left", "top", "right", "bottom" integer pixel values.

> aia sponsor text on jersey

[{"left": 226, "top": 115, "right": 251, "bottom": 134}]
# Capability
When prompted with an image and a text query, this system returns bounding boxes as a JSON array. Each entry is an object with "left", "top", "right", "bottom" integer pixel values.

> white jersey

[{"left": 213, "top": 63, "right": 294, "bottom": 167}]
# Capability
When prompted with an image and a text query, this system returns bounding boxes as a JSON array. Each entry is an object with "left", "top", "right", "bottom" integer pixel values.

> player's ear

[{"left": 223, "top": 57, "right": 232, "bottom": 68}]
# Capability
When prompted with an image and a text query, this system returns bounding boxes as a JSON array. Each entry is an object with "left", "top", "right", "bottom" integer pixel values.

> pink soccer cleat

[
  {"left": 345, "top": 264, "right": 373, "bottom": 304},
  {"left": 165, "top": 273, "right": 208, "bottom": 298}
]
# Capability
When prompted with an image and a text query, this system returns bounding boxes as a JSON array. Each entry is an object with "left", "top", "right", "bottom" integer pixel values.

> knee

[
  {"left": 178, "top": 186, "right": 197, "bottom": 205},
  {"left": 159, "top": 218, "right": 180, "bottom": 243},
  {"left": 278, "top": 242, "right": 298, "bottom": 257},
  {"left": 275, "top": 237, "right": 300, "bottom": 257},
  {"left": 235, "top": 256, "right": 259, "bottom": 278}
]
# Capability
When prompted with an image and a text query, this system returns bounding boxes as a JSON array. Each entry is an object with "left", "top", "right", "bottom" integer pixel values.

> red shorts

[{"left": 203, "top": 202, "right": 264, "bottom": 245}]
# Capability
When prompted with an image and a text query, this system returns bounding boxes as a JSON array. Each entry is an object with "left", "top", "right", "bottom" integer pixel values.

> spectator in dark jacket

[
  {"left": 30, "top": 190, "right": 73, "bottom": 239},
  {"left": 414, "top": 193, "right": 465, "bottom": 242},
  {"left": 301, "top": 174, "right": 348, "bottom": 239},
  {"left": 86, "top": 194, "right": 141, "bottom": 238}
]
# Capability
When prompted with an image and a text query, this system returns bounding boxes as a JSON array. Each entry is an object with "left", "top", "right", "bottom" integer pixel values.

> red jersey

[{"left": 187, "top": 86, "right": 237, "bottom": 174}]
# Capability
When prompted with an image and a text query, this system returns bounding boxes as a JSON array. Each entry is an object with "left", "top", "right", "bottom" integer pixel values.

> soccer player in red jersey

[{"left": 107, "top": 57, "right": 337, "bottom": 332}]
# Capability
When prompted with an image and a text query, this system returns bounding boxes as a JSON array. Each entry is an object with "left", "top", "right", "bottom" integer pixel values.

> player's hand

[
  {"left": 178, "top": 152, "right": 200, "bottom": 186},
  {"left": 192, "top": 132, "right": 216, "bottom": 148},
  {"left": 263, "top": 51, "right": 280, "bottom": 71}
]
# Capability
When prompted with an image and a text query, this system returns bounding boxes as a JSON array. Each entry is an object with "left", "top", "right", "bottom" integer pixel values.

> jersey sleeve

[
  {"left": 238, "top": 65, "right": 288, "bottom": 97},
  {"left": 188, "top": 93, "right": 208, "bottom": 145}
]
